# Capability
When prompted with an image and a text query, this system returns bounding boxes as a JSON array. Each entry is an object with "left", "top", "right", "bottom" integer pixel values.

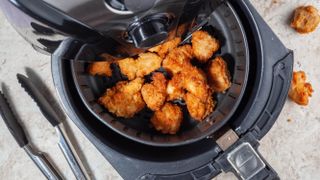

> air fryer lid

[
  {"left": 71, "top": 2, "right": 249, "bottom": 147},
  {"left": 3, "top": 0, "right": 223, "bottom": 58}
]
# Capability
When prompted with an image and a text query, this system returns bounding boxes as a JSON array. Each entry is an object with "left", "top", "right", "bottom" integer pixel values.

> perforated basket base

[{"left": 71, "top": 2, "right": 249, "bottom": 146}]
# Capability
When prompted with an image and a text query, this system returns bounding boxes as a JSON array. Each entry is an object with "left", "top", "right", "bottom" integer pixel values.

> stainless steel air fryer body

[{"left": 0, "top": 0, "right": 218, "bottom": 57}]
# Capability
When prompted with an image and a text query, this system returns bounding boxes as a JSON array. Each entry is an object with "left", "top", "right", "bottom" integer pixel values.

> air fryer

[{"left": 0, "top": 0, "right": 293, "bottom": 179}]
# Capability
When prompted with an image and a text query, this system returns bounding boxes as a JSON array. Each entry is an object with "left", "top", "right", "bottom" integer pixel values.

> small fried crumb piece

[
  {"left": 117, "top": 53, "right": 162, "bottom": 80},
  {"left": 162, "top": 45, "right": 193, "bottom": 75},
  {"left": 98, "top": 78, "right": 145, "bottom": 118},
  {"left": 148, "top": 37, "right": 181, "bottom": 58},
  {"left": 151, "top": 103, "right": 183, "bottom": 134},
  {"left": 288, "top": 71, "right": 314, "bottom": 106},
  {"left": 207, "top": 57, "right": 231, "bottom": 93},
  {"left": 185, "top": 93, "right": 215, "bottom": 121},
  {"left": 291, "top": 6, "right": 320, "bottom": 34},
  {"left": 141, "top": 73, "right": 167, "bottom": 111},
  {"left": 88, "top": 61, "right": 113, "bottom": 77},
  {"left": 191, "top": 30, "right": 220, "bottom": 63}
]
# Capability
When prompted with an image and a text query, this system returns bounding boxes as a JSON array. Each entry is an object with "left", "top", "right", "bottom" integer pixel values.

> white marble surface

[{"left": 0, "top": 0, "right": 319, "bottom": 179}]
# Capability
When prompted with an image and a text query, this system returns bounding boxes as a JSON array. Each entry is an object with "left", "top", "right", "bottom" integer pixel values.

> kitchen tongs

[
  {"left": 0, "top": 86, "right": 62, "bottom": 180},
  {"left": 17, "top": 74, "right": 91, "bottom": 180}
]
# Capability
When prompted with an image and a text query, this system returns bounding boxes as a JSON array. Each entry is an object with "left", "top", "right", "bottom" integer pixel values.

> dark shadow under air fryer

[{"left": 71, "top": 3, "right": 249, "bottom": 147}]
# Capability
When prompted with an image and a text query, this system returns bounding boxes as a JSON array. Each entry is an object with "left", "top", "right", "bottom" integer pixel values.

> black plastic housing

[{"left": 51, "top": 0, "right": 293, "bottom": 179}]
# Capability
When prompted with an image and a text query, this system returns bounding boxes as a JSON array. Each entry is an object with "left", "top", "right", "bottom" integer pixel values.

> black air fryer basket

[
  {"left": 51, "top": 0, "right": 293, "bottom": 179},
  {"left": 70, "top": 1, "right": 249, "bottom": 147}
]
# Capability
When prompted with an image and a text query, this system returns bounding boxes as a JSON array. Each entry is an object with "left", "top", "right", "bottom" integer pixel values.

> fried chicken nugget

[
  {"left": 166, "top": 73, "right": 185, "bottom": 101},
  {"left": 288, "top": 71, "right": 314, "bottom": 106},
  {"left": 98, "top": 78, "right": 146, "bottom": 118},
  {"left": 162, "top": 45, "right": 193, "bottom": 75},
  {"left": 88, "top": 61, "right": 113, "bottom": 77},
  {"left": 192, "top": 30, "right": 220, "bottom": 63},
  {"left": 117, "top": 53, "right": 162, "bottom": 80},
  {"left": 136, "top": 52, "right": 163, "bottom": 77},
  {"left": 185, "top": 93, "right": 215, "bottom": 121},
  {"left": 141, "top": 73, "right": 167, "bottom": 111},
  {"left": 167, "top": 65, "right": 209, "bottom": 101},
  {"left": 182, "top": 65, "right": 209, "bottom": 101},
  {"left": 291, "top": 6, "right": 320, "bottom": 34},
  {"left": 207, "top": 57, "right": 231, "bottom": 93},
  {"left": 117, "top": 58, "right": 137, "bottom": 80},
  {"left": 148, "top": 37, "right": 181, "bottom": 58},
  {"left": 151, "top": 103, "right": 183, "bottom": 134}
]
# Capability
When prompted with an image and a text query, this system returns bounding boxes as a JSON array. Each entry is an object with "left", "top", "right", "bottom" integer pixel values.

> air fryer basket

[{"left": 71, "top": 2, "right": 249, "bottom": 146}]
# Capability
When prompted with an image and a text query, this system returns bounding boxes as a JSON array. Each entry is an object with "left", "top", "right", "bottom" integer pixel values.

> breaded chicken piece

[
  {"left": 117, "top": 58, "right": 137, "bottom": 80},
  {"left": 136, "top": 52, "right": 163, "bottom": 77},
  {"left": 191, "top": 30, "right": 220, "bottom": 63},
  {"left": 291, "top": 6, "right": 320, "bottom": 34},
  {"left": 151, "top": 103, "right": 183, "bottom": 134},
  {"left": 88, "top": 61, "right": 113, "bottom": 77},
  {"left": 141, "top": 73, "right": 167, "bottom": 111},
  {"left": 148, "top": 37, "right": 181, "bottom": 58},
  {"left": 117, "top": 53, "right": 162, "bottom": 80},
  {"left": 167, "top": 65, "right": 209, "bottom": 101},
  {"left": 166, "top": 73, "right": 185, "bottom": 101},
  {"left": 207, "top": 57, "right": 231, "bottom": 93},
  {"left": 289, "top": 71, "right": 313, "bottom": 106},
  {"left": 182, "top": 65, "right": 209, "bottom": 101},
  {"left": 185, "top": 93, "right": 215, "bottom": 121},
  {"left": 162, "top": 45, "right": 193, "bottom": 75},
  {"left": 98, "top": 78, "right": 146, "bottom": 118}
]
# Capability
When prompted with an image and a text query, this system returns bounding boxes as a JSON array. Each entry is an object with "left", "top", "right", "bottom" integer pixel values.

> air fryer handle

[
  {"left": 247, "top": 148, "right": 280, "bottom": 180},
  {"left": 222, "top": 142, "right": 279, "bottom": 180}
]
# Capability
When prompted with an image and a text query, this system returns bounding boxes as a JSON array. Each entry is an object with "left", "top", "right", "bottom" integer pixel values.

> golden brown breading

[
  {"left": 148, "top": 37, "right": 181, "bottom": 58},
  {"left": 117, "top": 58, "right": 137, "bottom": 80},
  {"left": 191, "top": 30, "right": 220, "bottom": 63},
  {"left": 207, "top": 56, "right": 231, "bottom": 93},
  {"left": 167, "top": 65, "right": 209, "bottom": 101},
  {"left": 291, "top": 6, "right": 320, "bottom": 34},
  {"left": 117, "top": 53, "right": 162, "bottom": 80},
  {"left": 141, "top": 73, "right": 167, "bottom": 111},
  {"left": 98, "top": 78, "right": 146, "bottom": 118},
  {"left": 162, "top": 45, "right": 193, "bottom": 75},
  {"left": 288, "top": 71, "right": 314, "bottom": 106},
  {"left": 150, "top": 103, "right": 183, "bottom": 134},
  {"left": 166, "top": 73, "right": 185, "bottom": 101},
  {"left": 185, "top": 93, "right": 215, "bottom": 121},
  {"left": 135, "top": 52, "right": 163, "bottom": 77},
  {"left": 182, "top": 65, "right": 209, "bottom": 101},
  {"left": 88, "top": 61, "right": 113, "bottom": 77}
]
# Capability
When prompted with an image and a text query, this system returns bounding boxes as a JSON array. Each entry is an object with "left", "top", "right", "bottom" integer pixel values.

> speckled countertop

[{"left": 0, "top": 0, "right": 319, "bottom": 179}]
